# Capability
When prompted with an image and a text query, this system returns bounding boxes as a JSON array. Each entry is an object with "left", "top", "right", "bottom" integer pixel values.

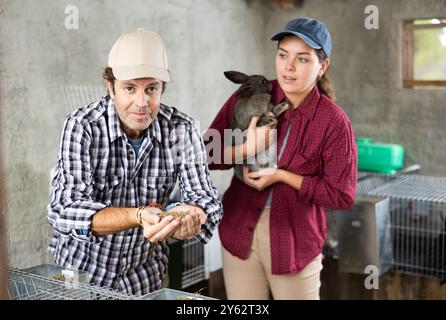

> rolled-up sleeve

[
  {"left": 179, "top": 121, "right": 223, "bottom": 244},
  {"left": 299, "top": 117, "right": 357, "bottom": 210},
  {"left": 47, "top": 117, "right": 106, "bottom": 243}
]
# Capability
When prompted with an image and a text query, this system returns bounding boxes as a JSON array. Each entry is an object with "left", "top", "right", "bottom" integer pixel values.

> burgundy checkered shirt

[{"left": 206, "top": 81, "right": 357, "bottom": 274}]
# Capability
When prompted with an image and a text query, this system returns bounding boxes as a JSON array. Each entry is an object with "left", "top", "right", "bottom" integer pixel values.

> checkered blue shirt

[{"left": 47, "top": 95, "right": 222, "bottom": 295}]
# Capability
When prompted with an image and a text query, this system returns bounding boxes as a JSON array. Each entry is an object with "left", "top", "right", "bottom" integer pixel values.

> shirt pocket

[
  {"left": 92, "top": 174, "right": 123, "bottom": 205},
  {"left": 287, "top": 152, "right": 322, "bottom": 176},
  {"left": 143, "top": 176, "right": 176, "bottom": 206}
]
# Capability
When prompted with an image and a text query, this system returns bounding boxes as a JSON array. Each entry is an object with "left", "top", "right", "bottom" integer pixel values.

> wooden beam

[
  {"left": 402, "top": 20, "right": 414, "bottom": 87},
  {"left": 403, "top": 80, "right": 446, "bottom": 88}
]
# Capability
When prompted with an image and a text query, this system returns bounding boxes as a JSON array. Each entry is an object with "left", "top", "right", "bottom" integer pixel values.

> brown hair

[
  {"left": 315, "top": 50, "right": 335, "bottom": 100},
  {"left": 102, "top": 67, "right": 166, "bottom": 94},
  {"left": 103, "top": 67, "right": 115, "bottom": 85}
]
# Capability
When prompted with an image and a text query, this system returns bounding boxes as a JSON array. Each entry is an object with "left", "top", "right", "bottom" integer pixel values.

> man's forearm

[{"left": 91, "top": 207, "right": 140, "bottom": 236}]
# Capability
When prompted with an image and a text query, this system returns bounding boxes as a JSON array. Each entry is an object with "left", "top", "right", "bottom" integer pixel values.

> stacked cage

[
  {"left": 8, "top": 268, "right": 135, "bottom": 300},
  {"left": 8, "top": 267, "right": 214, "bottom": 300},
  {"left": 356, "top": 174, "right": 446, "bottom": 281}
]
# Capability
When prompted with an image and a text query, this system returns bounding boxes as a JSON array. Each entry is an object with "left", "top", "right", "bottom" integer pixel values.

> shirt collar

[
  {"left": 296, "top": 86, "right": 320, "bottom": 120},
  {"left": 149, "top": 104, "right": 174, "bottom": 144},
  {"left": 158, "top": 103, "right": 173, "bottom": 121},
  {"left": 106, "top": 96, "right": 126, "bottom": 143},
  {"left": 271, "top": 80, "right": 320, "bottom": 121},
  {"left": 148, "top": 116, "right": 162, "bottom": 144},
  {"left": 271, "top": 79, "right": 286, "bottom": 105}
]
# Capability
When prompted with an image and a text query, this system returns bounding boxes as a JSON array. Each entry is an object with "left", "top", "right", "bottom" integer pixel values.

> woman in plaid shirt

[{"left": 206, "top": 18, "right": 357, "bottom": 299}]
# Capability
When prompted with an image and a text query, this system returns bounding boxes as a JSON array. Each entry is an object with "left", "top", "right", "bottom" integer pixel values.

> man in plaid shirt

[{"left": 47, "top": 28, "right": 222, "bottom": 295}]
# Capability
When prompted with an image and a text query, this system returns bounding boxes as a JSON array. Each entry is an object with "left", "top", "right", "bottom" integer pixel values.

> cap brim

[
  {"left": 271, "top": 31, "right": 322, "bottom": 50},
  {"left": 112, "top": 65, "right": 171, "bottom": 82}
]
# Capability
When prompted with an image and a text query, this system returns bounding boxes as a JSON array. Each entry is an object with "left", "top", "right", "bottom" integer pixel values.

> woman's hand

[
  {"left": 243, "top": 116, "right": 277, "bottom": 159},
  {"left": 243, "top": 166, "right": 282, "bottom": 191}
]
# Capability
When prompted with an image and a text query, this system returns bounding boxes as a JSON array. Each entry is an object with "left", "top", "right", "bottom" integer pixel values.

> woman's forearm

[{"left": 277, "top": 169, "right": 304, "bottom": 191}]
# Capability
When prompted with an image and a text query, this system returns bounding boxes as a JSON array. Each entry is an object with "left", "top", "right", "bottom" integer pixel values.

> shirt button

[{"left": 248, "top": 227, "right": 254, "bottom": 232}]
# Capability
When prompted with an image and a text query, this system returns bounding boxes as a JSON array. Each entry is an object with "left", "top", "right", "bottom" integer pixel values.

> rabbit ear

[{"left": 224, "top": 71, "right": 250, "bottom": 84}]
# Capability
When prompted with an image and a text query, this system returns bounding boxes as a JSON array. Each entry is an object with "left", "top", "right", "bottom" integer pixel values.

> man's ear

[{"left": 104, "top": 80, "right": 115, "bottom": 98}]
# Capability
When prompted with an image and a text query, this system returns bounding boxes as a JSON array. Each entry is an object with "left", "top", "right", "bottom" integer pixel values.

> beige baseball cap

[{"left": 108, "top": 28, "right": 171, "bottom": 82}]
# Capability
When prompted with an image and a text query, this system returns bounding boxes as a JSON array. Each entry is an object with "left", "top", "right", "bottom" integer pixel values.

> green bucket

[{"left": 356, "top": 138, "right": 405, "bottom": 174}]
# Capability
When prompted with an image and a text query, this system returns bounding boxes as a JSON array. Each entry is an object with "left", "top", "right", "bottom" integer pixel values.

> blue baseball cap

[{"left": 271, "top": 17, "right": 332, "bottom": 58}]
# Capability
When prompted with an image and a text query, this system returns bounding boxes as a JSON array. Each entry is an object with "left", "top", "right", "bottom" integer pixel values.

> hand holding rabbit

[{"left": 224, "top": 70, "right": 289, "bottom": 181}]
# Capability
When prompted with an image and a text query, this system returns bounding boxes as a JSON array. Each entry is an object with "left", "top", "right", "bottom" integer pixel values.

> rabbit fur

[{"left": 224, "top": 70, "right": 289, "bottom": 181}]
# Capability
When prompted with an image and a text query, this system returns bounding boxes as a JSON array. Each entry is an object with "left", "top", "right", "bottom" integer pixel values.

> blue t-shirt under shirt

[{"left": 128, "top": 136, "right": 145, "bottom": 158}]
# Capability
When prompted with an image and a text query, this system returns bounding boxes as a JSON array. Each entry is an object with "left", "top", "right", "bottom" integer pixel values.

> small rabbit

[{"left": 224, "top": 71, "right": 289, "bottom": 181}]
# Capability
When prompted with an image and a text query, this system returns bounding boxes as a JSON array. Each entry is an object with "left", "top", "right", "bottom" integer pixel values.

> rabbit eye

[{"left": 261, "top": 79, "right": 267, "bottom": 85}]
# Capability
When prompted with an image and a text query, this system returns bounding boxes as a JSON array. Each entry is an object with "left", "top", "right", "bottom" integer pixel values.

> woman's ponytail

[{"left": 316, "top": 50, "right": 335, "bottom": 101}]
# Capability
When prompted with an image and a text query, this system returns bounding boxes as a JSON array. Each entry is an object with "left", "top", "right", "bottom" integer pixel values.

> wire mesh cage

[
  {"left": 8, "top": 267, "right": 215, "bottom": 300},
  {"left": 140, "top": 288, "right": 216, "bottom": 300},
  {"left": 8, "top": 268, "right": 136, "bottom": 300},
  {"left": 168, "top": 238, "right": 206, "bottom": 290},
  {"left": 61, "top": 85, "right": 105, "bottom": 114},
  {"left": 366, "top": 175, "right": 446, "bottom": 281},
  {"left": 325, "top": 172, "right": 397, "bottom": 260},
  {"left": 181, "top": 238, "right": 206, "bottom": 288},
  {"left": 356, "top": 173, "right": 397, "bottom": 195}
]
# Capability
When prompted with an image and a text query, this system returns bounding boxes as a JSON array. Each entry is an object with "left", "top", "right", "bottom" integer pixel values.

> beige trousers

[{"left": 222, "top": 207, "right": 323, "bottom": 300}]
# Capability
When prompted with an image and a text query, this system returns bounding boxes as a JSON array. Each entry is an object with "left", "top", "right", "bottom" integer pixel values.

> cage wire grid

[
  {"left": 356, "top": 174, "right": 446, "bottom": 281},
  {"left": 8, "top": 268, "right": 138, "bottom": 300},
  {"left": 61, "top": 85, "right": 106, "bottom": 114},
  {"left": 181, "top": 239, "right": 206, "bottom": 288},
  {"left": 8, "top": 268, "right": 213, "bottom": 300}
]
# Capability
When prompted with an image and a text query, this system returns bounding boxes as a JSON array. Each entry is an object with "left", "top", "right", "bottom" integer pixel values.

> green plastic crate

[{"left": 356, "top": 138, "right": 405, "bottom": 174}]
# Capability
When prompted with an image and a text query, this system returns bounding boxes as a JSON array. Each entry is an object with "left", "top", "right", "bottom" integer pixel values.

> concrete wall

[
  {"left": 0, "top": 0, "right": 267, "bottom": 268},
  {"left": 264, "top": 0, "right": 446, "bottom": 175}
]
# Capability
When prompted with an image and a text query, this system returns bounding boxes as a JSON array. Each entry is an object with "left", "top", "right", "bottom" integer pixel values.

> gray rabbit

[{"left": 224, "top": 71, "right": 289, "bottom": 181}]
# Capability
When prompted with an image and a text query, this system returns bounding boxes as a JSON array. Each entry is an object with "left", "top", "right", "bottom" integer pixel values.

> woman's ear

[{"left": 319, "top": 58, "right": 331, "bottom": 77}]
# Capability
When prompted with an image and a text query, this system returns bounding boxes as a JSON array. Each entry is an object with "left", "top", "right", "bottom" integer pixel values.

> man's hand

[
  {"left": 140, "top": 207, "right": 180, "bottom": 243},
  {"left": 243, "top": 166, "right": 281, "bottom": 191},
  {"left": 169, "top": 205, "right": 206, "bottom": 240}
]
